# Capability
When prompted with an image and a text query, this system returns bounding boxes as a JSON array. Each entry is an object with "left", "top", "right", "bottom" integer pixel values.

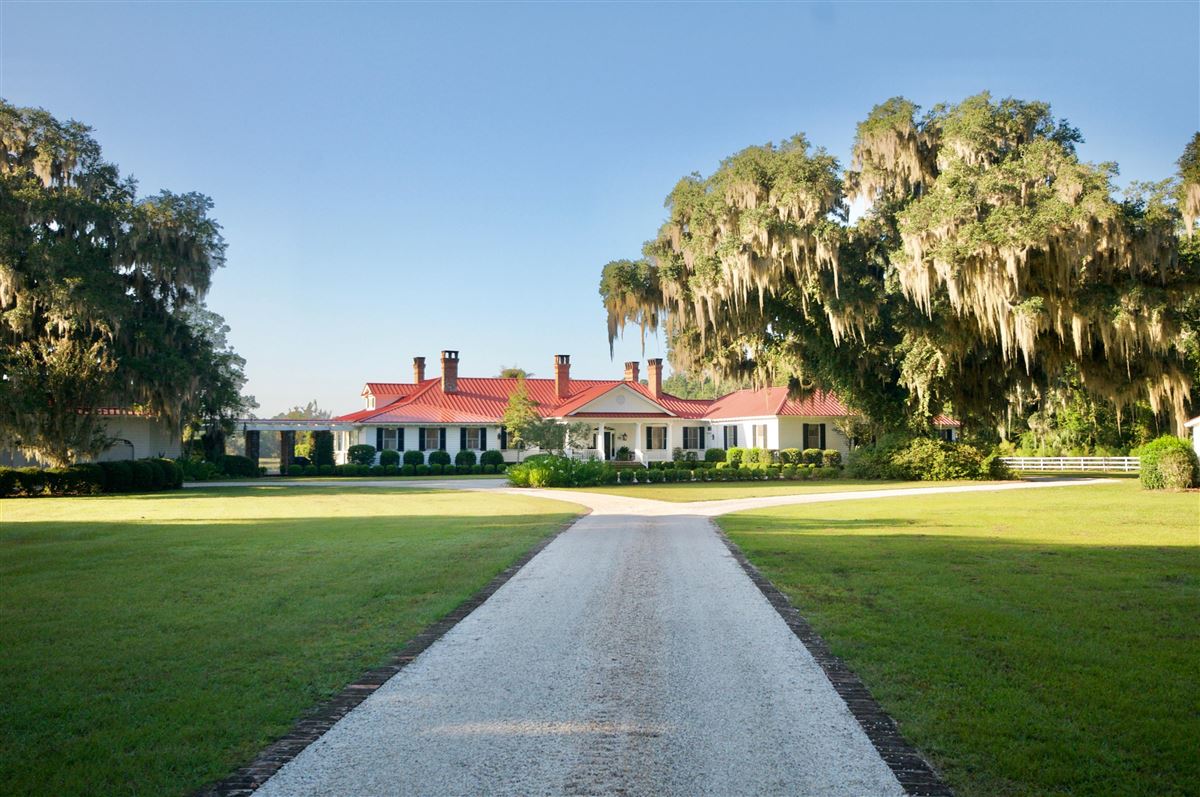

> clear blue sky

[{"left": 2, "top": 2, "right": 1197, "bottom": 415}]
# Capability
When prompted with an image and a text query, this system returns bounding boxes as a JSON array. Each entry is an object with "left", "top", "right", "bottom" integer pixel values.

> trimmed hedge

[
  {"left": 427, "top": 450, "right": 451, "bottom": 467},
  {"left": 379, "top": 450, "right": 401, "bottom": 467},
  {"left": 0, "top": 458, "right": 185, "bottom": 498},
  {"left": 455, "top": 450, "right": 477, "bottom": 468},
  {"left": 480, "top": 450, "right": 505, "bottom": 467},
  {"left": 402, "top": 450, "right": 424, "bottom": 466}
]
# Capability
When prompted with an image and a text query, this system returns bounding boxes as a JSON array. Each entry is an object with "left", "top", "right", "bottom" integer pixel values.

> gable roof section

[
  {"left": 553, "top": 382, "right": 680, "bottom": 418},
  {"left": 362, "top": 382, "right": 420, "bottom": 398}
]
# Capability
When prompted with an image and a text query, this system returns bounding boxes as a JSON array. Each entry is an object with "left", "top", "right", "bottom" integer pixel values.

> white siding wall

[
  {"left": 1193, "top": 425, "right": 1200, "bottom": 460},
  {"left": 359, "top": 425, "right": 516, "bottom": 463}
]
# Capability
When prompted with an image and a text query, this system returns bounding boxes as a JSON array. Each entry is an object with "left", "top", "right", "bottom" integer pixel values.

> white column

[
  {"left": 665, "top": 422, "right": 673, "bottom": 458},
  {"left": 598, "top": 422, "right": 606, "bottom": 461},
  {"left": 635, "top": 422, "right": 642, "bottom": 463}
]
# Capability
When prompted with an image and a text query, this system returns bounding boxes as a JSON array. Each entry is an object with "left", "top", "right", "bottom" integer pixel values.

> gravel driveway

[{"left": 248, "top": 478, "right": 1105, "bottom": 796}]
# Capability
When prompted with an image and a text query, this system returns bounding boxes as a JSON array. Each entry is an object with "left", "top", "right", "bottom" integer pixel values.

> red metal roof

[
  {"left": 706, "top": 388, "right": 848, "bottom": 419},
  {"left": 932, "top": 414, "right": 962, "bottom": 428},
  {"left": 335, "top": 375, "right": 864, "bottom": 425},
  {"left": 362, "top": 382, "right": 420, "bottom": 397}
]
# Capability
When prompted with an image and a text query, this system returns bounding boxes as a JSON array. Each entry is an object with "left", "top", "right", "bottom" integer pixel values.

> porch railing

[{"left": 999, "top": 456, "right": 1140, "bottom": 472}]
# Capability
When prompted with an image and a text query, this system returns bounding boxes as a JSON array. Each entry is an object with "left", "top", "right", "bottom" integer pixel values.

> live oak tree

[
  {"left": 0, "top": 101, "right": 249, "bottom": 465},
  {"left": 600, "top": 93, "right": 1200, "bottom": 435}
]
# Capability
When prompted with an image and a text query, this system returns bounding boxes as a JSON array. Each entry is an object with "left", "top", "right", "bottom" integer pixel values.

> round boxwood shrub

[
  {"left": 403, "top": 450, "right": 424, "bottom": 466},
  {"left": 128, "top": 460, "right": 156, "bottom": 491},
  {"left": 303, "top": 465, "right": 318, "bottom": 476},
  {"left": 370, "top": 465, "right": 385, "bottom": 476},
  {"left": 455, "top": 450, "right": 477, "bottom": 468},
  {"left": 821, "top": 450, "right": 842, "bottom": 468},
  {"left": 383, "top": 465, "right": 398, "bottom": 475},
  {"left": 1136, "top": 435, "right": 1199, "bottom": 489},
  {"left": 319, "top": 464, "right": 334, "bottom": 476},
  {"left": 379, "top": 449, "right": 400, "bottom": 467},
  {"left": 471, "top": 464, "right": 483, "bottom": 474},
  {"left": 428, "top": 450, "right": 451, "bottom": 467},
  {"left": 765, "top": 466, "right": 781, "bottom": 480},
  {"left": 429, "top": 463, "right": 444, "bottom": 475},
  {"left": 482, "top": 464, "right": 496, "bottom": 474},
  {"left": 102, "top": 460, "right": 135, "bottom": 492},
  {"left": 704, "top": 448, "right": 726, "bottom": 463},
  {"left": 347, "top": 444, "right": 376, "bottom": 466},
  {"left": 480, "top": 450, "right": 504, "bottom": 467},
  {"left": 402, "top": 464, "right": 416, "bottom": 476}
]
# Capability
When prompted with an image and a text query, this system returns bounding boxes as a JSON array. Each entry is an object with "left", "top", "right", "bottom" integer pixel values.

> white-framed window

[
  {"left": 752, "top": 424, "right": 769, "bottom": 448},
  {"left": 682, "top": 427, "right": 704, "bottom": 449},
  {"left": 463, "top": 427, "right": 482, "bottom": 450},
  {"left": 381, "top": 429, "right": 399, "bottom": 450},
  {"left": 724, "top": 425, "right": 738, "bottom": 448},
  {"left": 366, "top": 396, "right": 375, "bottom": 409},
  {"left": 803, "top": 423, "right": 824, "bottom": 450},
  {"left": 646, "top": 426, "right": 667, "bottom": 450},
  {"left": 423, "top": 427, "right": 441, "bottom": 450}
]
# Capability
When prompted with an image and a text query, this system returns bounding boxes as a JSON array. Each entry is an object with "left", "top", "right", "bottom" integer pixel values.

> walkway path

[{"left": 241, "top": 477, "right": 1104, "bottom": 796}]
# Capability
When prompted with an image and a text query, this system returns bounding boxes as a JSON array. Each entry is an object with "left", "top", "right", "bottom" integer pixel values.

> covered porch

[
  {"left": 237, "top": 419, "right": 356, "bottom": 472},
  {"left": 564, "top": 418, "right": 689, "bottom": 464}
]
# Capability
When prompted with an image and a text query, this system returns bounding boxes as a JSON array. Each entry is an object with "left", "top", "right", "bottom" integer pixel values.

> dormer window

[{"left": 366, "top": 395, "right": 375, "bottom": 410}]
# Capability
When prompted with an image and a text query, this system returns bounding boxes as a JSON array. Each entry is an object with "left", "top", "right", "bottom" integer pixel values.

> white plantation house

[{"left": 277, "top": 351, "right": 961, "bottom": 467}]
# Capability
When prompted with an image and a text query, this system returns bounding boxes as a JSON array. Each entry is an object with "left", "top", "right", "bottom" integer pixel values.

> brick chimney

[
  {"left": 441, "top": 350, "right": 459, "bottom": 393},
  {"left": 624, "top": 361, "right": 640, "bottom": 383},
  {"left": 413, "top": 356, "right": 426, "bottom": 383},
  {"left": 554, "top": 354, "right": 571, "bottom": 399},
  {"left": 647, "top": 358, "right": 663, "bottom": 398}
]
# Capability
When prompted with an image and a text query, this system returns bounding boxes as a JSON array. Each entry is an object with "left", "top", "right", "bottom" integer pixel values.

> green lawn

[
  {"left": 720, "top": 481, "right": 1199, "bottom": 797},
  {"left": 568, "top": 478, "right": 973, "bottom": 502},
  {"left": 0, "top": 487, "right": 582, "bottom": 796}
]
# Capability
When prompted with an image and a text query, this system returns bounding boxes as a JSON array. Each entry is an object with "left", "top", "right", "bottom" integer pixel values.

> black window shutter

[
  {"left": 723, "top": 426, "right": 728, "bottom": 448},
  {"left": 802, "top": 423, "right": 810, "bottom": 448},
  {"left": 376, "top": 428, "right": 383, "bottom": 450},
  {"left": 480, "top": 428, "right": 487, "bottom": 450},
  {"left": 819, "top": 424, "right": 827, "bottom": 450},
  {"left": 646, "top": 426, "right": 652, "bottom": 449},
  {"left": 697, "top": 426, "right": 706, "bottom": 449},
  {"left": 419, "top": 427, "right": 427, "bottom": 451},
  {"left": 460, "top": 427, "right": 467, "bottom": 451},
  {"left": 398, "top": 428, "right": 405, "bottom": 451},
  {"left": 439, "top": 428, "right": 446, "bottom": 450},
  {"left": 499, "top": 427, "right": 508, "bottom": 450}
]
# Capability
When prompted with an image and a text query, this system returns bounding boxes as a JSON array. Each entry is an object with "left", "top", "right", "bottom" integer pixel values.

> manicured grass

[
  {"left": 0, "top": 487, "right": 582, "bottom": 797},
  {"left": 720, "top": 482, "right": 1199, "bottom": 797},
  {"left": 568, "top": 478, "right": 969, "bottom": 502}
]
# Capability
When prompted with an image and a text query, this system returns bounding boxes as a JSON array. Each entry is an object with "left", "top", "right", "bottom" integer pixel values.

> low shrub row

[
  {"left": 847, "top": 437, "right": 1008, "bottom": 481},
  {"left": 283, "top": 462, "right": 506, "bottom": 477},
  {"left": 507, "top": 455, "right": 844, "bottom": 488},
  {"left": 343, "top": 447, "right": 507, "bottom": 468},
  {"left": 178, "top": 454, "right": 265, "bottom": 482},
  {"left": 0, "top": 458, "right": 184, "bottom": 498}
]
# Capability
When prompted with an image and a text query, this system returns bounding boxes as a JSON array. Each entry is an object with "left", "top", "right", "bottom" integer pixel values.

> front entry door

[{"left": 604, "top": 431, "right": 616, "bottom": 460}]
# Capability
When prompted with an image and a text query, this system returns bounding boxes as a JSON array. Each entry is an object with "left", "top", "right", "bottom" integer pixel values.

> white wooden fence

[{"left": 1000, "top": 456, "right": 1140, "bottom": 473}]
